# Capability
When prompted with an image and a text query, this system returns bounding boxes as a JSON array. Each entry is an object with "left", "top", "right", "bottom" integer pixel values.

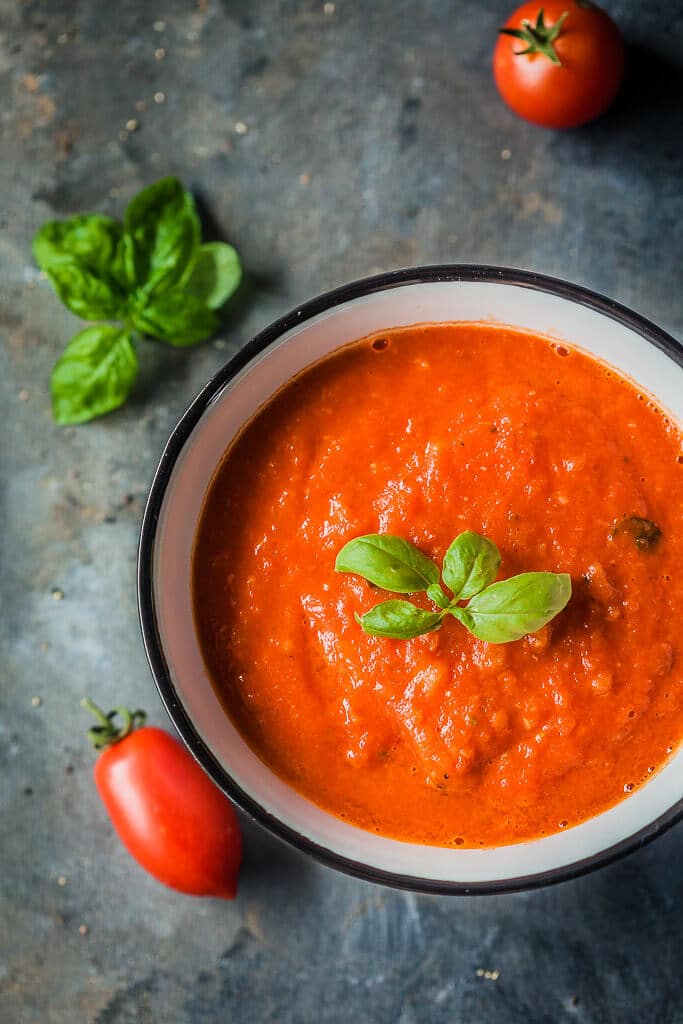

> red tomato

[
  {"left": 85, "top": 702, "right": 242, "bottom": 898},
  {"left": 493, "top": 1, "right": 624, "bottom": 128}
]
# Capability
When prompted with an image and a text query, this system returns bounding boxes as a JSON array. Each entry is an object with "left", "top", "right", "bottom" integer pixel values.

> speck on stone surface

[{"left": 2, "top": 1, "right": 683, "bottom": 1022}]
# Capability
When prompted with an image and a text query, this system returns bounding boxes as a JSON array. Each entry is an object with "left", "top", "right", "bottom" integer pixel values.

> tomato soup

[{"left": 192, "top": 323, "right": 683, "bottom": 847}]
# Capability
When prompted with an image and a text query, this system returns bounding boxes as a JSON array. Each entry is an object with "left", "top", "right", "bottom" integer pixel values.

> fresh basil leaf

[
  {"left": 129, "top": 290, "right": 218, "bottom": 346},
  {"left": 442, "top": 530, "right": 501, "bottom": 600},
  {"left": 465, "top": 572, "right": 572, "bottom": 644},
  {"left": 448, "top": 604, "right": 475, "bottom": 631},
  {"left": 123, "top": 177, "right": 200, "bottom": 295},
  {"left": 33, "top": 215, "right": 127, "bottom": 318},
  {"left": 33, "top": 215, "right": 124, "bottom": 279},
  {"left": 43, "top": 262, "right": 125, "bottom": 320},
  {"left": 183, "top": 242, "right": 242, "bottom": 310},
  {"left": 356, "top": 601, "right": 444, "bottom": 639},
  {"left": 111, "top": 232, "right": 139, "bottom": 292},
  {"left": 336, "top": 534, "right": 440, "bottom": 593},
  {"left": 51, "top": 326, "right": 137, "bottom": 425},
  {"left": 426, "top": 583, "right": 450, "bottom": 609}
]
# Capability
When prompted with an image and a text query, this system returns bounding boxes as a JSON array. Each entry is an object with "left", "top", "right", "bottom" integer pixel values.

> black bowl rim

[{"left": 138, "top": 264, "right": 683, "bottom": 895}]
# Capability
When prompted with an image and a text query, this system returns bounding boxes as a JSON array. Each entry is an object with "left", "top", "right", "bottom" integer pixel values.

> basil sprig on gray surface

[
  {"left": 50, "top": 325, "right": 138, "bottom": 426},
  {"left": 33, "top": 177, "right": 242, "bottom": 425},
  {"left": 336, "top": 530, "right": 571, "bottom": 643}
]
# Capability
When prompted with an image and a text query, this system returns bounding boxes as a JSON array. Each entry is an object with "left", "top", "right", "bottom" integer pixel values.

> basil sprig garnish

[
  {"left": 335, "top": 534, "right": 440, "bottom": 592},
  {"left": 356, "top": 601, "right": 445, "bottom": 639},
  {"left": 336, "top": 530, "right": 571, "bottom": 644},
  {"left": 442, "top": 530, "right": 500, "bottom": 599},
  {"left": 33, "top": 177, "right": 242, "bottom": 425}
]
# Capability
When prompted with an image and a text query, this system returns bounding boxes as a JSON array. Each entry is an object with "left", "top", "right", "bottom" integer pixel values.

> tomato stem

[
  {"left": 499, "top": 8, "right": 569, "bottom": 66},
  {"left": 81, "top": 697, "right": 147, "bottom": 751}
]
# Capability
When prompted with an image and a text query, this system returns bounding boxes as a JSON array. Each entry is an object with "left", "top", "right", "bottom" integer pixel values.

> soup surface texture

[{"left": 193, "top": 323, "right": 683, "bottom": 847}]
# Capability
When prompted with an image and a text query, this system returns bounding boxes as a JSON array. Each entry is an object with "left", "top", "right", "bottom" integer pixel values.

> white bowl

[{"left": 138, "top": 266, "right": 683, "bottom": 893}]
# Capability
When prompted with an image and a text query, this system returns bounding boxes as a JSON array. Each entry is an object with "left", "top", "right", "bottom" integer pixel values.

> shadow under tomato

[
  {"left": 569, "top": 44, "right": 683, "bottom": 164},
  {"left": 613, "top": 44, "right": 683, "bottom": 147},
  {"left": 237, "top": 813, "right": 318, "bottom": 905}
]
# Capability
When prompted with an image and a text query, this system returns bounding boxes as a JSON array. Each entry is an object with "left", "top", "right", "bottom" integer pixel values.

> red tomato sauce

[{"left": 192, "top": 324, "right": 683, "bottom": 847}]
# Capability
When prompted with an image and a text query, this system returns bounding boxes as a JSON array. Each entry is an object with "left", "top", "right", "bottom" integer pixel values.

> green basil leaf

[
  {"left": 111, "top": 232, "right": 139, "bottom": 292},
  {"left": 465, "top": 572, "right": 572, "bottom": 644},
  {"left": 336, "top": 534, "right": 440, "bottom": 593},
  {"left": 449, "top": 604, "right": 475, "bottom": 631},
  {"left": 442, "top": 530, "right": 501, "bottom": 600},
  {"left": 426, "top": 583, "right": 450, "bottom": 609},
  {"left": 183, "top": 242, "right": 242, "bottom": 310},
  {"left": 43, "top": 262, "right": 125, "bottom": 320},
  {"left": 51, "top": 326, "right": 138, "bottom": 425},
  {"left": 356, "top": 601, "right": 444, "bottom": 639},
  {"left": 130, "top": 290, "right": 218, "bottom": 346},
  {"left": 33, "top": 215, "right": 127, "bottom": 318},
  {"left": 123, "top": 177, "right": 200, "bottom": 295},
  {"left": 33, "top": 215, "right": 124, "bottom": 279}
]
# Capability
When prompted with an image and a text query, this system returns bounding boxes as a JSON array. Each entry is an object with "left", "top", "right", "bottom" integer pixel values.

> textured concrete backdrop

[{"left": 2, "top": 1, "right": 683, "bottom": 1021}]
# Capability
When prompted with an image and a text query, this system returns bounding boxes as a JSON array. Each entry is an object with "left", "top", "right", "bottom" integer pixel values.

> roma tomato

[
  {"left": 83, "top": 700, "right": 242, "bottom": 899},
  {"left": 493, "top": 2, "right": 624, "bottom": 129}
]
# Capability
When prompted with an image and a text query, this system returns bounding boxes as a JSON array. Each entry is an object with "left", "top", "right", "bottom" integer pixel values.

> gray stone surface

[{"left": 2, "top": 1, "right": 682, "bottom": 1021}]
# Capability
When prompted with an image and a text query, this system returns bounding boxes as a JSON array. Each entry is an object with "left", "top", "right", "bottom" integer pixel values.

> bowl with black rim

[{"left": 138, "top": 265, "right": 683, "bottom": 894}]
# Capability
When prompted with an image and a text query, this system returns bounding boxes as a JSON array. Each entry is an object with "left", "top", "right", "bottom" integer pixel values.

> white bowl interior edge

[{"left": 153, "top": 279, "right": 683, "bottom": 884}]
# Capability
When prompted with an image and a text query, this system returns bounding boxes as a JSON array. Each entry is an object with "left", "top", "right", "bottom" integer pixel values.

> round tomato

[
  {"left": 493, "top": 1, "right": 624, "bottom": 129},
  {"left": 84, "top": 701, "right": 242, "bottom": 899}
]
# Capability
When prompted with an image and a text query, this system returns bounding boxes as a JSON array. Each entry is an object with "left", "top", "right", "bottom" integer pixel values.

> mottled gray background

[{"left": 2, "top": 1, "right": 683, "bottom": 1021}]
